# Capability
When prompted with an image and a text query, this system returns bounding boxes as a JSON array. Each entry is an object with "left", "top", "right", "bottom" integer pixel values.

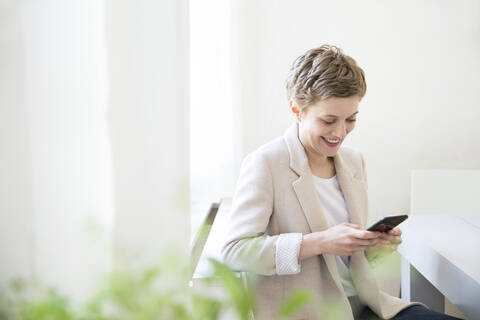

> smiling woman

[{"left": 221, "top": 45, "right": 461, "bottom": 320}]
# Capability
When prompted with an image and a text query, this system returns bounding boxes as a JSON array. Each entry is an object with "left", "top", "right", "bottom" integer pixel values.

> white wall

[{"left": 230, "top": 0, "right": 480, "bottom": 223}]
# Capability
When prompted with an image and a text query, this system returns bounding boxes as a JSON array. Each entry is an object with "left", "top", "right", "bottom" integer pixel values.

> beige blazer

[{"left": 221, "top": 122, "right": 423, "bottom": 320}]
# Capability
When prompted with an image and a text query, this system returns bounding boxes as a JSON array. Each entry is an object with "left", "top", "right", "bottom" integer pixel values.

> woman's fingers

[
  {"left": 338, "top": 224, "right": 402, "bottom": 251},
  {"left": 379, "top": 233, "right": 402, "bottom": 244},
  {"left": 381, "top": 233, "right": 401, "bottom": 242},
  {"left": 352, "top": 229, "right": 381, "bottom": 240},
  {"left": 353, "top": 238, "right": 379, "bottom": 246},
  {"left": 387, "top": 227, "right": 402, "bottom": 236}
]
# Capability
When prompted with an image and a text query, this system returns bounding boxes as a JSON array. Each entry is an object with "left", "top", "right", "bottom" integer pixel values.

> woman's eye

[{"left": 322, "top": 119, "right": 356, "bottom": 125}]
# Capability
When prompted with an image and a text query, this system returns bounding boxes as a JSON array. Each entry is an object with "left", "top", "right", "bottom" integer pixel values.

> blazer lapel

[
  {"left": 334, "top": 153, "right": 368, "bottom": 229},
  {"left": 283, "top": 122, "right": 369, "bottom": 297},
  {"left": 283, "top": 122, "right": 330, "bottom": 233}
]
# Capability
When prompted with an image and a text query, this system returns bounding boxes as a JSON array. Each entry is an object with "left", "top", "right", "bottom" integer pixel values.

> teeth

[{"left": 325, "top": 138, "right": 339, "bottom": 143}]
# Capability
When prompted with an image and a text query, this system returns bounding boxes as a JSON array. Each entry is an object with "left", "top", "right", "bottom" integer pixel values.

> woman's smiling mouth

[{"left": 321, "top": 136, "right": 341, "bottom": 147}]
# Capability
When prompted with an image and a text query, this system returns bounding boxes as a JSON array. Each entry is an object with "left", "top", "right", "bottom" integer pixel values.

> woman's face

[{"left": 296, "top": 96, "right": 360, "bottom": 159}]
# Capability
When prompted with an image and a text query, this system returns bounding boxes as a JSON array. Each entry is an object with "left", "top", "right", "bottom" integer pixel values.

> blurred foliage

[
  {"left": 277, "top": 289, "right": 312, "bottom": 320},
  {"left": 0, "top": 252, "right": 315, "bottom": 320}
]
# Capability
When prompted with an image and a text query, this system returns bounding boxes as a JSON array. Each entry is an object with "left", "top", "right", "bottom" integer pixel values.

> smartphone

[{"left": 367, "top": 214, "right": 408, "bottom": 232}]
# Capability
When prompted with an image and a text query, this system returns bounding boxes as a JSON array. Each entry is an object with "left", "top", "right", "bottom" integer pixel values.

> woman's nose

[{"left": 333, "top": 123, "right": 347, "bottom": 139}]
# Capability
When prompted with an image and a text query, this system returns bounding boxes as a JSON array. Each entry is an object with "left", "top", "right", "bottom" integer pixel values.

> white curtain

[
  {"left": 0, "top": 0, "right": 189, "bottom": 303},
  {"left": 106, "top": 0, "right": 190, "bottom": 266},
  {"left": 189, "top": 0, "right": 243, "bottom": 227}
]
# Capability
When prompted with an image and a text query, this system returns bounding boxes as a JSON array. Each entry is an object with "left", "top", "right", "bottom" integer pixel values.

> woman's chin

[{"left": 319, "top": 143, "right": 341, "bottom": 156}]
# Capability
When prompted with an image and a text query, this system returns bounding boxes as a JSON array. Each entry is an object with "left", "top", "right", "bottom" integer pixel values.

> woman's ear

[{"left": 289, "top": 100, "right": 301, "bottom": 122}]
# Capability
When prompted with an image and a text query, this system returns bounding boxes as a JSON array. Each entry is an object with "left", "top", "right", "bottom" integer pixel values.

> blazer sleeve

[{"left": 221, "top": 150, "right": 280, "bottom": 276}]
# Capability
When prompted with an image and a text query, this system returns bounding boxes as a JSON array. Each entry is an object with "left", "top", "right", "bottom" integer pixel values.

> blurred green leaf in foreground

[{"left": 0, "top": 251, "right": 318, "bottom": 320}]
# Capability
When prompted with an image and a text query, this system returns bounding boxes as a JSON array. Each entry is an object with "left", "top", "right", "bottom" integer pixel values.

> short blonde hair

[{"left": 285, "top": 45, "right": 366, "bottom": 109}]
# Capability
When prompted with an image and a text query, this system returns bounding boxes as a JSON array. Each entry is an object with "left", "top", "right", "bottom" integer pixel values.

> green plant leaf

[
  {"left": 207, "top": 258, "right": 255, "bottom": 320},
  {"left": 278, "top": 289, "right": 312, "bottom": 319}
]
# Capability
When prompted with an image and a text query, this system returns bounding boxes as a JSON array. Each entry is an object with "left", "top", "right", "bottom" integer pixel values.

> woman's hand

[
  {"left": 300, "top": 223, "right": 382, "bottom": 260},
  {"left": 375, "top": 227, "right": 402, "bottom": 249},
  {"left": 365, "top": 227, "right": 403, "bottom": 262}
]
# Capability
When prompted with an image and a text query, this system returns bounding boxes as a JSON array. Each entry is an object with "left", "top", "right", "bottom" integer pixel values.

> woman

[{"left": 221, "top": 45, "right": 461, "bottom": 320}]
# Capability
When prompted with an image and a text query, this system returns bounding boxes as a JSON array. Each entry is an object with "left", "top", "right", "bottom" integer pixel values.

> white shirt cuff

[{"left": 275, "top": 233, "right": 303, "bottom": 275}]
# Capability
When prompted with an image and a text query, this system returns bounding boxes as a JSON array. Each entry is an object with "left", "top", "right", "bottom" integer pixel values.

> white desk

[{"left": 398, "top": 215, "right": 480, "bottom": 319}]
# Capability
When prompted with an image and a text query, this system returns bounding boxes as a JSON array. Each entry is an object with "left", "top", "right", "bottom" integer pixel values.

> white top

[
  {"left": 274, "top": 174, "right": 357, "bottom": 297},
  {"left": 312, "top": 174, "right": 357, "bottom": 297}
]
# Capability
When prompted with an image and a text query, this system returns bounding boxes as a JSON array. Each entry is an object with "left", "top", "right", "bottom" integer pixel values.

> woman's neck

[{"left": 305, "top": 148, "right": 335, "bottom": 178}]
